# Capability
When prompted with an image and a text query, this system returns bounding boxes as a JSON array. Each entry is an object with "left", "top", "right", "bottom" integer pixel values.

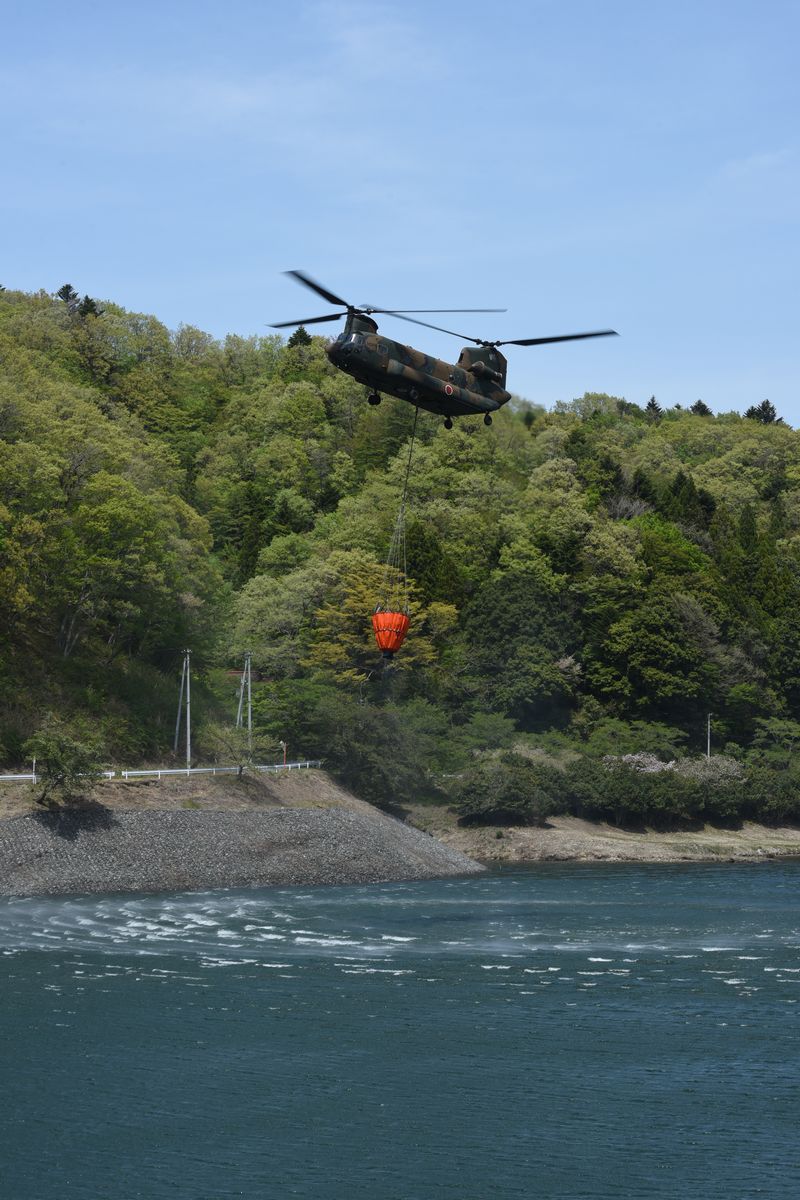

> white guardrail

[{"left": 0, "top": 761, "right": 322, "bottom": 784}]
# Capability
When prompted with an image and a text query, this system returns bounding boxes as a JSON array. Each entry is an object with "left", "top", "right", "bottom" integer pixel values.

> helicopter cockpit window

[
  {"left": 349, "top": 333, "right": 363, "bottom": 345},
  {"left": 378, "top": 343, "right": 388, "bottom": 354}
]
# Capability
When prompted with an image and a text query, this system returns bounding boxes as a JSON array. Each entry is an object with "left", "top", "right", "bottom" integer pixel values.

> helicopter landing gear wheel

[
  {"left": 483, "top": 413, "right": 493, "bottom": 426},
  {"left": 444, "top": 417, "right": 453, "bottom": 430},
  {"left": 368, "top": 392, "right": 381, "bottom": 406}
]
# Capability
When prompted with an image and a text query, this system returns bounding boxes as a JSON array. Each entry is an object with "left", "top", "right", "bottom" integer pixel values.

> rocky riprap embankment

[{"left": 0, "top": 805, "right": 484, "bottom": 897}]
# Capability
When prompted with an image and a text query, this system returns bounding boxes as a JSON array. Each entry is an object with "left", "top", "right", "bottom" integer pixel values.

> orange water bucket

[{"left": 371, "top": 610, "right": 410, "bottom": 657}]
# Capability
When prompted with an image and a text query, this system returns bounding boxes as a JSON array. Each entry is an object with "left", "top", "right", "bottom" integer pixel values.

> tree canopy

[{"left": 2, "top": 284, "right": 799, "bottom": 822}]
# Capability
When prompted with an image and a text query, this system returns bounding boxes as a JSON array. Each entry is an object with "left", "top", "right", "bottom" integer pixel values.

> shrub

[
  {"left": 559, "top": 757, "right": 735, "bottom": 829},
  {"left": 454, "top": 752, "right": 566, "bottom": 826},
  {"left": 742, "top": 768, "right": 800, "bottom": 826}
]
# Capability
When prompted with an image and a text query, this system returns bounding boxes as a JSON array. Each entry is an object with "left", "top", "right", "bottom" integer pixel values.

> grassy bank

[{"left": 407, "top": 802, "right": 800, "bottom": 864}]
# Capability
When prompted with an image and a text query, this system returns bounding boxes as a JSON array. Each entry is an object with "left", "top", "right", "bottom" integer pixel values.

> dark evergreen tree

[
  {"left": 287, "top": 325, "right": 312, "bottom": 347},
  {"left": 768, "top": 495, "right": 788, "bottom": 539},
  {"left": 690, "top": 399, "right": 713, "bottom": 416},
  {"left": 745, "top": 399, "right": 782, "bottom": 424},
  {"left": 760, "top": 469, "right": 787, "bottom": 501},
  {"left": 645, "top": 395, "right": 662, "bottom": 421},
  {"left": 55, "top": 283, "right": 80, "bottom": 311},
  {"left": 738, "top": 504, "right": 758, "bottom": 555},
  {"left": 629, "top": 467, "right": 658, "bottom": 504},
  {"left": 77, "top": 295, "right": 102, "bottom": 317},
  {"left": 582, "top": 453, "right": 624, "bottom": 505},
  {"left": 661, "top": 470, "right": 715, "bottom": 528},
  {"left": 230, "top": 482, "right": 267, "bottom": 584},
  {"left": 405, "top": 519, "right": 466, "bottom": 605}
]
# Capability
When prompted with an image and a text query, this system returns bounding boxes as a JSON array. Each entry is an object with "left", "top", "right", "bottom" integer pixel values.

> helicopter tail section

[{"left": 455, "top": 345, "right": 508, "bottom": 389}]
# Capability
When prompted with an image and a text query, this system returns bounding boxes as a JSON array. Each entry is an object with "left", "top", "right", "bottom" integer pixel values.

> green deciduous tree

[
  {"left": 460, "top": 565, "right": 578, "bottom": 726},
  {"left": 593, "top": 587, "right": 716, "bottom": 718},
  {"left": 24, "top": 720, "right": 104, "bottom": 808},
  {"left": 200, "top": 722, "right": 277, "bottom": 777}
]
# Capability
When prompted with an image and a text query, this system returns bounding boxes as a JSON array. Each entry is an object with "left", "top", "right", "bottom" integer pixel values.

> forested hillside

[{"left": 3, "top": 285, "right": 800, "bottom": 825}]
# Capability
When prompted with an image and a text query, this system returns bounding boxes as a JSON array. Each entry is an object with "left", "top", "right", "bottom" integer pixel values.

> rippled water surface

[{"left": 2, "top": 862, "right": 799, "bottom": 1199}]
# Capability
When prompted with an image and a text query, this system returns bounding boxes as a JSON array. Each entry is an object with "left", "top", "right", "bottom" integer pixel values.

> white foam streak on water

[
  {"left": 1, "top": 868, "right": 799, "bottom": 1005},
  {"left": 294, "top": 936, "right": 362, "bottom": 947}
]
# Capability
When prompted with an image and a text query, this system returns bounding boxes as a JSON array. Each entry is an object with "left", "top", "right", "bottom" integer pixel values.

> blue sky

[{"left": 3, "top": 0, "right": 798, "bottom": 417}]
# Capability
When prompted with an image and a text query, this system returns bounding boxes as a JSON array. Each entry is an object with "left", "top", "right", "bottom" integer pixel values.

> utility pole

[
  {"left": 235, "top": 657, "right": 245, "bottom": 728},
  {"left": 174, "top": 652, "right": 187, "bottom": 754},
  {"left": 707, "top": 712, "right": 712, "bottom": 760},
  {"left": 235, "top": 652, "right": 253, "bottom": 753},
  {"left": 185, "top": 650, "right": 192, "bottom": 772},
  {"left": 246, "top": 652, "right": 252, "bottom": 753},
  {"left": 174, "top": 649, "right": 192, "bottom": 769}
]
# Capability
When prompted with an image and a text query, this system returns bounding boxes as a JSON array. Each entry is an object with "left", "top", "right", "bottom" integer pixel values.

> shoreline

[
  {"left": 406, "top": 806, "right": 800, "bottom": 865},
  {"left": 3, "top": 772, "right": 800, "bottom": 897}
]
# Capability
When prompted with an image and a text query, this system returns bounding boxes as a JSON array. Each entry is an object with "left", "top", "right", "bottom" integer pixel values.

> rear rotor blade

[
  {"left": 366, "top": 308, "right": 507, "bottom": 315},
  {"left": 285, "top": 270, "right": 351, "bottom": 309},
  {"left": 270, "top": 313, "right": 346, "bottom": 329},
  {"left": 498, "top": 330, "right": 618, "bottom": 347}
]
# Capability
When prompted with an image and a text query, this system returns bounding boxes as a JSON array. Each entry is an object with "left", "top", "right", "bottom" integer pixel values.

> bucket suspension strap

[
  {"left": 399, "top": 405, "right": 419, "bottom": 512},
  {"left": 379, "top": 407, "right": 419, "bottom": 614}
]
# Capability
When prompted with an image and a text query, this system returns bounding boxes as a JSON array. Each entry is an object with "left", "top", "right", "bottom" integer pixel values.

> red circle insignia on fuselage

[{"left": 445, "top": 383, "right": 453, "bottom": 396}]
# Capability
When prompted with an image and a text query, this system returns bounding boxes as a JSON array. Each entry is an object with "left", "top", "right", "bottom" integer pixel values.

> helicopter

[{"left": 272, "top": 271, "right": 617, "bottom": 429}]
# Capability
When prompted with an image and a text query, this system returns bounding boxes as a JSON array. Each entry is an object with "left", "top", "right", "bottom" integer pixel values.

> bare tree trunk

[{"left": 59, "top": 578, "right": 91, "bottom": 658}]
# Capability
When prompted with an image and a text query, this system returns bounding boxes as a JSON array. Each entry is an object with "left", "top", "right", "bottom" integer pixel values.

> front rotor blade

[
  {"left": 285, "top": 270, "right": 350, "bottom": 309},
  {"left": 270, "top": 313, "right": 346, "bottom": 329},
  {"left": 499, "top": 330, "right": 618, "bottom": 347},
  {"left": 382, "top": 312, "right": 484, "bottom": 343}
]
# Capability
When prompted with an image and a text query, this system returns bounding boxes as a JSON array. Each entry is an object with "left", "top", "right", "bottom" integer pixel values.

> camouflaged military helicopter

[{"left": 271, "top": 271, "right": 617, "bottom": 429}]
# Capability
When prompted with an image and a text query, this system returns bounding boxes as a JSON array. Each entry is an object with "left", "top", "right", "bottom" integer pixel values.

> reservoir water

[{"left": 2, "top": 861, "right": 799, "bottom": 1199}]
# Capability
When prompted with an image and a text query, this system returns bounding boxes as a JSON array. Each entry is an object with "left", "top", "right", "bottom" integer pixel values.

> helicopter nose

[{"left": 328, "top": 336, "right": 361, "bottom": 365}]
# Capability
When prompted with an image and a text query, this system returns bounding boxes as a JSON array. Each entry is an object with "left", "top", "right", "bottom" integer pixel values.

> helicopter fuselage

[{"left": 325, "top": 314, "right": 511, "bottom": 419}]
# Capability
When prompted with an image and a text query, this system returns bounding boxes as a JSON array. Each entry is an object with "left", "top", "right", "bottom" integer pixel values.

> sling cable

[{"left": 371, "top": 407, "right": 419, "bottom": 666}]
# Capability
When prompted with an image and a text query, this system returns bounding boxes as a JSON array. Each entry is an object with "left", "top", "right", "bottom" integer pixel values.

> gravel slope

[{"left": 0, "top": 805, "right": 483, "bottom": 897}]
